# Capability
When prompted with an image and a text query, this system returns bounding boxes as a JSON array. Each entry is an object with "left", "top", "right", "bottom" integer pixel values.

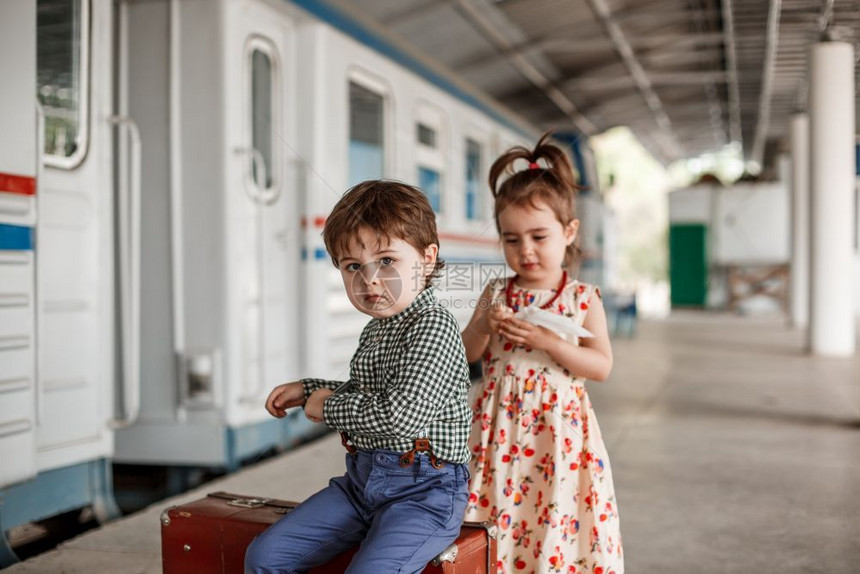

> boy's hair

[
  {"left": 488, "top": 131, "right": 584, "bottom": 267},
  {"left": 323, "top": 180, "right": 444, "bottom": 287}
]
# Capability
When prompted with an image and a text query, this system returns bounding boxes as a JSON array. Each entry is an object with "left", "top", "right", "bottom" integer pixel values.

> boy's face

[{"left": 336, "top": 227, "right": 438, "bottom": 319}]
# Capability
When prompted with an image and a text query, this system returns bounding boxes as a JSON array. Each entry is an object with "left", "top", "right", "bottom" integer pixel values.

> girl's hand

[
  {"left": 498, "top": 317, "right": 559, "bottom": 351},
  {"left": 265, "top": 381, "right": 306, "bottom": 418},
  {"left": 304, "top": 388, "right": 333, "bottom": 423},
  {"left": 486, "top": 300, "right": 514, "bottom": 335}
]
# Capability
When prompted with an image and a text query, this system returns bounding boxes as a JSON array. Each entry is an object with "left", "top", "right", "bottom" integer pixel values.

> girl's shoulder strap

[{"left": 566, "top": 280, "right": 603, "bottom": 305}]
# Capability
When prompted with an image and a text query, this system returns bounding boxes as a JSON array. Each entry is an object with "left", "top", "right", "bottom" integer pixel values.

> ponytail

[{"left": 488, "top": 131, "right": 584, "bottom": 268}]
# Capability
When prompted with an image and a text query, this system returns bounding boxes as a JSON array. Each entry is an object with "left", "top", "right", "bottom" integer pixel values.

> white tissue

[{"left": 513, "top": 306, "right": 594, "bottom": 338}]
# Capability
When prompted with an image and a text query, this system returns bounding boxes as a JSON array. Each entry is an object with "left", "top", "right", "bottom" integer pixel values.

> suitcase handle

[
  {"left": 227, "top": 497, "right": 268, "bottom": 509},
  {"left": 208, "top": 491, "right": 298, "bottom": 513}
]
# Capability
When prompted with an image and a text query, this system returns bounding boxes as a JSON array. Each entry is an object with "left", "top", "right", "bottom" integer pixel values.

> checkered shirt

[{"left": 302, "top": 288, "right": 472, "bottom": 464}]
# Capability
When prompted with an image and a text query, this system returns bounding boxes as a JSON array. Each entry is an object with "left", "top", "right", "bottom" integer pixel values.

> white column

[
  {"left": 789, "top": 114, "right": 809, "bottom": 329},
  {"left": 809, "top": 41, "right": 856, "bottom": 356}
]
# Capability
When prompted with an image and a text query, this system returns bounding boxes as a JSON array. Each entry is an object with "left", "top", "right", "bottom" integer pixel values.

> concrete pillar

[
  {"left": 789, "top": 114, "right": 809, "bottom": 329},
  {"left": 808, "top": 41, "right": 856, "bottom": 356}
]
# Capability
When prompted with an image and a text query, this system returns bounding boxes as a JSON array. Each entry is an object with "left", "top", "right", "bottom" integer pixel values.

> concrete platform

[{"left": 6, "top": 312, "right": 859, "bottom": 573}]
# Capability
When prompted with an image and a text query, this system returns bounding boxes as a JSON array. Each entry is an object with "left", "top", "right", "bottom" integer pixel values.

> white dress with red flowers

[{"left": 465, "top": 278, "right": 623, "bottom": 574}]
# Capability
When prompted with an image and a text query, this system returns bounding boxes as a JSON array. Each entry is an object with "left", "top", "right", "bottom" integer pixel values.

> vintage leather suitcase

[{"left": 161, "top": 491, "right": 497, "bottom": 573}]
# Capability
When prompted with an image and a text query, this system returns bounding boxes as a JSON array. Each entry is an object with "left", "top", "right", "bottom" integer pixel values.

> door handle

[{"left": 108, "top": 115, "right": 142, "bottom": 429}]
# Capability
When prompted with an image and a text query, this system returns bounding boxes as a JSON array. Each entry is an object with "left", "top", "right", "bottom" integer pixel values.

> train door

[
  {"left": 0, "top": 3, "right": 121, "bottom": 561},
  {"left": 224, "top": 1, "right": 299, "bottom": 426},
  {"left": 0, "top": 0, "right": 39, "bottom": 493},
  {"left": 34, "top": 0, "right": 119, "bottom": 473}
]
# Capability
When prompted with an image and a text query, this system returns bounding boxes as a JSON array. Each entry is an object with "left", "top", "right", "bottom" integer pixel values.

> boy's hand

[
  {"left": 265, "top": 382, "right": 305, "bottom": 418},
  {"left": 304, "top": 388, "right": 333, "bottom": 423},
  {"left": 486, "top": 300, "right": 514, "bottom": 335}
]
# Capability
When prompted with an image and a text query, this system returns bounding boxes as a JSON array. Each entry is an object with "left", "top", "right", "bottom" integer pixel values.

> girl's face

[
  {"left": 337, "top": 227, "right": 438, "bottom": 319},
  {"left": 497, "top": 200, "right": 578, "bottom": 288}
]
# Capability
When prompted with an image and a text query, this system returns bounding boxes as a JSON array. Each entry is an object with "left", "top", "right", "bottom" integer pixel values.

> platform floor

[{"left": 6, "top": 312, "right": 859, "bottom": 573}]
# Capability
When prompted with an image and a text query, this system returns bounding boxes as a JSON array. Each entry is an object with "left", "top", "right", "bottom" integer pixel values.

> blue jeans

[{"left": 244, "top": 449, "right": 469, "bottom": 574}]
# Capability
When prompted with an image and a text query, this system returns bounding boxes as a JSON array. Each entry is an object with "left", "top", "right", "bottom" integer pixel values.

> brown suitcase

[{"left": 161, "top": 491, "right": 497, "bottom": 573}]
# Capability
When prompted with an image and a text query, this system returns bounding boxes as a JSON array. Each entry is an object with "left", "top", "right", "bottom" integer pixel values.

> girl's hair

[
  {"left": 488, "top": 131, "right": 584, "bottom": 267},
  {"left": 323, "top": 179, "right": 444, "bottom": 287}
]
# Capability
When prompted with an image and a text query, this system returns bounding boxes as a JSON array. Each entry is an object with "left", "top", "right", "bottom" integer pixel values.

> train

[{"left": 0, "top": 0, "right": 605, "bottom": 563}]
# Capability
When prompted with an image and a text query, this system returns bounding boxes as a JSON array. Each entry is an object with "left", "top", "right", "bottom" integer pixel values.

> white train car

[
  {"left": 0, "top": 0, "right": 602, "bottom": 560},
  {"left": 109, "top": 0, "right": 530, "bottom": 473},
  {"left": 1, "top": 0, "right": 122, "bottom": 564}
]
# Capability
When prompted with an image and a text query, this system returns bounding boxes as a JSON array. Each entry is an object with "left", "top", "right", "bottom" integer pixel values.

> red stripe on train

[{"left": 0, "top": 172, "right": 36, "bottom": 196}]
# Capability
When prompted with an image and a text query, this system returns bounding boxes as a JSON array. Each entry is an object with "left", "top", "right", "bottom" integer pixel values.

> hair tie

[{"left": 528, "top": 161, "right": 540, "bottom": 170}]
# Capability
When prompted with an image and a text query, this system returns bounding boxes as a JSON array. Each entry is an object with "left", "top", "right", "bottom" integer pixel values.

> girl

[{"left": 462, "top": 133, "right": 623, "bottom": 573}]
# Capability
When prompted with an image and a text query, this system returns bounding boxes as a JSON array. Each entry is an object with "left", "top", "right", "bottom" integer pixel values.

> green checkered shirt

[{"left": 302, "top": 288, "right": 472, "bottom": 464}]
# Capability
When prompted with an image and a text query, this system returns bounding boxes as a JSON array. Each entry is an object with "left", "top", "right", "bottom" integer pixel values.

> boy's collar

[{"left": 377, "top": 287, "right": 435, "bottom": 325}]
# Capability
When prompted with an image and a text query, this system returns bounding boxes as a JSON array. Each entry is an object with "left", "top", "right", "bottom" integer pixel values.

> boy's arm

[
  {"left": 300, "top": 317, "right": 373, "bottom": 397},
  {"left": 322, "top": 309, "right": 466, "bottom": 439},
  {"left": 301, "top": 378, "right": 345, "bottom": 397}
]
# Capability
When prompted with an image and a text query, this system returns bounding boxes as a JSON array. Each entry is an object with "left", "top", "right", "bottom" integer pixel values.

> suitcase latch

[
  {"left": 227, "top": 497, "right": 270, "bottom": 508},
  {"left": 431, "top": 542, "right": 458, "bottom": 565}
]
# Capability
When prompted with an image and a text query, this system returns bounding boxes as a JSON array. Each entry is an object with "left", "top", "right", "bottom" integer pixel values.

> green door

[{"left": 669, "top": 224, "right": 708, "bottom": 307}]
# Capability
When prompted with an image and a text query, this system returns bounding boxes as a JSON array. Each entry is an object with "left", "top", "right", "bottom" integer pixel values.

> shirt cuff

[
  {"left": 322, "top": 393, "right": 348, "bottom": 431},
  {"left": 301, "top": 378, "right": 324, "bottom": 398}
]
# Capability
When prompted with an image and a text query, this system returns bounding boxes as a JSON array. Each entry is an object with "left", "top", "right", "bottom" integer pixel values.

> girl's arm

[
  {"left": 462, "top": 283, "right": 513, "bottom": 362},
  {"left": 461, "top": 283, "right": 493, "bottom": 362},
  {"left": 498, "top": 293, "right": 614, "bottom": 381}
]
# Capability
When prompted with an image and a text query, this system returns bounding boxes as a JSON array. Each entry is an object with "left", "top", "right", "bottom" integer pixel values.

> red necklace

[{"left": 505, "top": 270, "right": 568, "bottom": 310}]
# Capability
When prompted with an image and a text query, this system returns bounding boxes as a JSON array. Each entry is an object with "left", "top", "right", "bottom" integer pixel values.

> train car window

[
  {"left": 465, "top": 138, "right": 482, "bottom": 220},
  {"left": 414, "top": 105, "right": 447, "bottom": 214},
  {"left": 37, "top": 0, "right": 89, "bottom": 168},
  {"left": 251, "top": 49, "right": 274, "bottom": 188},
  {"left": 349, "top": 82, "right": 385, "bottom": 186},
  {"left": 417, "top": 123, "right": 437, "bottom": 148},
  {"left": 418, "top": 167, "right": 442, "bottom": 213}
]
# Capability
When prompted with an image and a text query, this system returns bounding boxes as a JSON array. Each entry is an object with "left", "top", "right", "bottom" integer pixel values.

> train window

[
  {"left": 417, "top": 123, "right": 437, "bottom": 148},
  {"left": 251, "top": 48, "right": 274, "bottom": 188},
  {"left": 37, "top": 0, "right": 90, "bottom": 167},
  {"left": 349, "top": 82, "right": 385, "bottom": 185},
  {"left": 465, "top": 138, "right": 482, "bottom": 220},
  {"left": 415, "top": 104, "right": 447, "bottom": 214},
  {"left": 418, "top": 167, "right": 442, "bottom": 213}
]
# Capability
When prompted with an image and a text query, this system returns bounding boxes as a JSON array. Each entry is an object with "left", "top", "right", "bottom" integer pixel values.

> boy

[{"left": 245, "top": 180, "right": 472, "bottom": 574}]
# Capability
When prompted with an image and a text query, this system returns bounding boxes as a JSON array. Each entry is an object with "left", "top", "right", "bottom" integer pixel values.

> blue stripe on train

[
  {"left": 0, "top": 223, "right": 33, "bottom": 251},
  {"left": 289, "top": 0, "right": 532, "bottom": 139},
  {"left": 301, "top": 247, "right": 329, "bottom": 261}
]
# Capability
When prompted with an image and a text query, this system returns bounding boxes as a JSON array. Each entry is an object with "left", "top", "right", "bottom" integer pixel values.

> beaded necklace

[{"left": 505, "top": 270, "right": 568, "bottom": 310}]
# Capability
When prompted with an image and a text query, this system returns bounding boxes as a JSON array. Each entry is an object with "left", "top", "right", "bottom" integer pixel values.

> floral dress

[{"left": 465, "top": 277, "right": 624, "bottom": 574}]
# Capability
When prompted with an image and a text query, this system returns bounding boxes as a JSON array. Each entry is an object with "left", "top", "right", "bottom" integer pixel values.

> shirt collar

[{"left": 377, "top": 287, "right": 436, "bottom": 327}]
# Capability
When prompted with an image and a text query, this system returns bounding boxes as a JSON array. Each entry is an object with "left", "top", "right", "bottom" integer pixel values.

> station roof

[{"left": 322, "top": 0, "right": 860, "bottom": 170}]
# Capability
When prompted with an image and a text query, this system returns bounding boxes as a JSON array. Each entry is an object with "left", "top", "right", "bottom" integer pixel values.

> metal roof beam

[
  {"left": 562, "top": 71, "right": 728, "bottom": 92},
  {"left": 749, "top": 0, "right": 782, "bottom": 169},
  {"left": 641, "top": 47, "right": 724, "bottom": 67},
  {"left": 451, "top": 32, "right": 726, "bottom": 72},
  {"left": 581, "top": 0, "right": 681, "bottom": 159},
  {"left": 687, "top": 0, "right": 729, "bottom": 152},
  {"left": 613, "top": 9, "right": 723, "bottom": 29},
  {"left": 451, "top": 0, "right": 599, "bottom": 135},
  {"left": 380, "top": 2, "right": 449, "bottom": 27}
]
